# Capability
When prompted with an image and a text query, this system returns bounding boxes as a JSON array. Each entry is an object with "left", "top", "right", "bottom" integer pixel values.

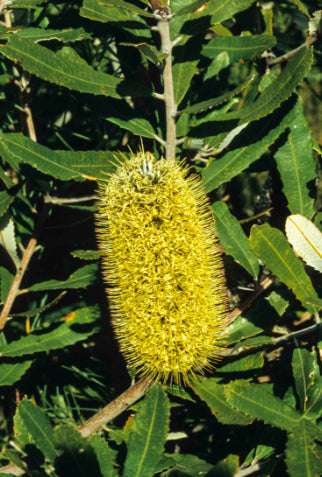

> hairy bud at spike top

[{"left": 96, "top": 152, "right": 227, "bottom": 384}]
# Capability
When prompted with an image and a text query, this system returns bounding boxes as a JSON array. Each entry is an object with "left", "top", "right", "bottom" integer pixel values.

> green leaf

[
  {"left": 0, "top": 267, "right": 14, "bottom": 302},
  {"left": 209, "top": 0, "right": 256, "bottom": 25},
  {"left": 291, "top": 0, "right": 310, "bottom": 17},
  {"left": 71, "top": 250, "right": 102, "bottom": 260},
  {"left": 222, "top": 47, "right": 313, "bottom": 124},
  {"left": 1, "top": 27, "right": 91, "bottom": 43},
  {"left": 225, "top": 381, "right": 301, "bottom": 430},
  {"left": 10, "top": 0, "right": 48, "bottom": 7},
  {"left": 0, "top": 185, "right": 20, "bottom": 220},
  {"left": 99, "top": 0, "right": 154, "bottom": 17},
  {"left": 106, "top": 116, "right": 158, "bottom": 140},
  {"left": 202, "top": 97, "right": 298, "bottom": 192},
  {"left": 305, "top": 359, "right": 322, "bottom": 421},
  {"left": 54, "top": 425, "right": 107, "bottom": 476},
  {"left": 0, "top": 133, "right": 119, "bottom": 181},
  {"left": 0, "top": 360, "right": 32, "bottom": 386},
  {"left": 248, "top": 223, "right": 318, "bottom": 312},
  {"left": 88, "top": 435, "right": 117, "bottom": 477},
  {"left": 178, "top": 76, "right": 254, "bottom": 115},
  {"left": 80, "top": 0, "right": 143, "bottom": 23},
  {"left": 190, "top": 378, "right": 252, "bottom": 425},
  {"left": 202, "top": 35, "right": 277, "bottom": 62},
  {"left": 14, "top": 400, "right": 57, "bottom": 461},
  {"left": 212, "top": 201, "right": 259, "bottom": 278},
  {"left": 172, "top": 61, "right": 197, "bottom": 106},
  {"left": 292, "top": 348, "right": 314, "bottom": 413},
  {"left": 0, "top": 306, "right": 100, "bottom": 357},
  {"left": 285, "top": 420, "right": 322, "bottom": 477},
  {"left": 123, "top": 384, "right": 170, "bottom": 477},
  {"left": 0, "top": 38, "right": 149, "bottom": 98},
  {"left": 0, "top": 215, "right": 20, "bottom": 267},
  {"left": 29, "top": 263, "right": 98, "bottom": 291},
  {"left": 217, "top": 352, "right": 264, "bottom": 374},
  {"left": 164, "top": 453, "right": 214, "bottom": 476},
  {"left": 275, "top": 101, "right": 315, "bottom": 219}
]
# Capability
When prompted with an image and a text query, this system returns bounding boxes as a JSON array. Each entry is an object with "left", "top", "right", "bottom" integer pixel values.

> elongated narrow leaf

[
  {"left": 0, "top": 306, "right": 100, "bottom": 357},
  {"left": 29, "top": 263, "right": 98, "bottom": 291},
  {"left": 99, "top": 0, "right": 153, "bottom": 17},
  {"left": 123, "top": 384, "right": 170, "bottom": 477},
  {"left": 305, "top": 359, "right": 322, "bottom": 421},
  {"left": 81, "top": 0, "right": 139, "bottom": 22},
  {"left": 292, "top": 0, "right": 310, "bottom": 17},
  {"left": 0, "top": 267, "right": 14, "bottom": 302},
  {"left": 209, "top": 0, "right": 256, "bottom": 24},
  {"left": 172, "top": 61, "right": 197, "bottom": 106},
  {"left": 11, "top": 0, "right": 48, "bottom": 7},
  {"left": 0, "top": 361, "right": 32, "bottom": 386},
  {"left": 225, "top": 381, "right": 301, "bottom": 430},
  {"left": 14, "top": 401, "right": 57, "bottom": 461},
  {"left": 212, "top": 201, "right": 259, "bottom": 278},
  {"left": 275, "top": 104, "right": 315, "bottom": 218},
  {"left": 106, "top": 116, "right": 158, "bottom": 140},
  {"left": 248, "top": 223, "right": 318, "bottom": 311},
  {"left": 191, "top": 378, "right": 252, "bottom": 425},
  {"left": 163, "top": 454, "right": 214, "bottom": 476},
  {"left": 292, "top": 348, "right": 314, "bottom": 413},
  {"left": 0, "top": 133, "right": 119, "bottom": 181},
  {"left": 202, "top": 35, "right": 276, "bottom": 62},
  {"left": 0, "top": 38, "right": 148, "bottom": 98},
  {"left": 286, "top": 215, "right": 322, "bottom": 273},
  {"left": 0, "top": 185, "right": 20, "bottom": 220},
  {"left": 88, "top": 435, "right": 117, "bottom": 477},
  {"left": 202, "top": 98, "right": 298, "bottom": 192},
  {"left": 220, "top": 47, "right": 313, "bottom": 124},
  {"left": 285, "top": 420, "right": 322, "bottom": 477},
  {"left": 1, "top": 27, "right": 91, "bottom": 43},
  {"left": 71, "top": 250, "right": 102, "bottom": 260},
  {"left": 178, "top": 76, "right": 254, "bottom": 115}
]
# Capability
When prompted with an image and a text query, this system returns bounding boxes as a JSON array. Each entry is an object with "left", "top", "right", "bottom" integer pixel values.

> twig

[
  {"left": 155, "top": 8, "right": 177, "bottom": 162},
  {"left": 227, "top": 277, "right": 274, "bottom": 325},
  {"left": 78, "top": 378, "right": 153, "bottom": 438},
  {"left": 273, "top": 322, "right": 322, "bottom": 345},
  {"left": 266, "top": 35, "right": 316, "bottom": 66},
  {"left": 0, "top": 206, "right": 48, "bottom": 331},
  {"left": 44, "top": 194, "right": 97, "bottom": 205}
]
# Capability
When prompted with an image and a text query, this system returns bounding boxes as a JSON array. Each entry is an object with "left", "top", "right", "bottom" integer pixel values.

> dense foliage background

[{"left": 0, "top": 0, "right": 322, "bottom": 476}]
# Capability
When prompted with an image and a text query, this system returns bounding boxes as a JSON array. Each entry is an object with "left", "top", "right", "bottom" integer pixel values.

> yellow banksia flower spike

[{"left": 96, "top": 151, "right": 228, "bottom": 385}]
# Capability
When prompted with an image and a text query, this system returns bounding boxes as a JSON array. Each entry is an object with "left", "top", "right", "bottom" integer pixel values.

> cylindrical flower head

[{"left": 96, "top": 152, "right": 227, "bottom": 384}]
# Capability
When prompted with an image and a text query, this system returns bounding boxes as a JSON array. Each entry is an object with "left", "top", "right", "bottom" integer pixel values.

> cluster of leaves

[{"left": 0, "top": 0, "right": 322, "bottom": 476}]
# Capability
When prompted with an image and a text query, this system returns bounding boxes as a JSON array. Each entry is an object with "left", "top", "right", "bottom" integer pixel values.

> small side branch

[
  {"left": 266, "top": 35, "right": 316, "bottom": 66},
  {"left": 156, "top": 10, "right": 177, "bottom": 162},
  {"left": 78, "top": 378, "right": 153, "bottom": 438},
  {"left": 44, "top": 194, "right": 97, "bottom": 205}
]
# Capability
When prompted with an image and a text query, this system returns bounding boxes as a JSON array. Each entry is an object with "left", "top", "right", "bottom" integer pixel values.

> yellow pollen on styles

[{"left": 96, "top": 152, "right": 228, "bottom": 385}]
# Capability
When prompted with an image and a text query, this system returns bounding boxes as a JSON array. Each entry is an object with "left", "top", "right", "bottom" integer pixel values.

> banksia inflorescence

[{"left": 96, "top": 152, "right": 227, "bottom": 384}]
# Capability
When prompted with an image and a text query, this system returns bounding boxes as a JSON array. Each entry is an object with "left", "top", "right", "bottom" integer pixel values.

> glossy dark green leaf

[
  {"left": 14, "top": 400, "right": 57, "bottom": 461},
  {"left": 275, "top": 100, "right": 315, "bottom": 219},
  {"left": 0, "top": 361, "right": 32, "bottom": 386},
  {"left": 99, "top": 0, "right": 153, "bottom": 18},
  {"left": 0, "top": 267, "right": 14, "bottom": 302},
  {"left": 0, "top": 27, "right": 91, "bottom": 42},
  {"left": 249, "top": 223, "right": 318, "bottom": 312},
  {"left": 29, "top": 263, "right": 98, "bottom": 291},
  {"left": 292, "top": 348, "right": 314, "bottom": 413},
  {"left": 191, "top": 378, "right": 252, "bottom": 425},
  {"left": 88, "top": 435, "right": 117, "bottom": 477},
  {"left": 212, "top": 201, "right": 259, "bottom": 278},
  {"left": 202, "top": 35, "right": 276, "bottom": 62},
  {"left": 0, "top": 133, "right": 119, "bottom": 181},
  {"left": 123, "top": 384, "right": 170, "bottom": 477},
  {"left": 0, "top": 306, "right": 100, "bottom": 357},
  {"left": 202, "top": 98, "right": 298, "bottom": 192},
  {"left": 285, "top": 420, "right": 322, "bottom": 477},
  {"left": 225, "top": 381, "right": 301, "bottom": 430},
  {"left": 173, "top": 61, "right": 198, "bottom": 106}
]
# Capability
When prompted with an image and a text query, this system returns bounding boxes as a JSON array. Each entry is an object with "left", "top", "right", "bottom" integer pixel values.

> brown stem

[
  {"left": 156, "top": 12, "right": 176, "bottom": 162},
  {"left": 266, "top": 36, "right": 316, "bottom": 66},
  {"left": 78, "top": 378, "right": 153, "bottom": 438},
  {"left": 227, "top": 277, "right": 274, "bottom": 325},
  {"left": 0, "top": 206, "right": 48, "bottom": 331}
]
